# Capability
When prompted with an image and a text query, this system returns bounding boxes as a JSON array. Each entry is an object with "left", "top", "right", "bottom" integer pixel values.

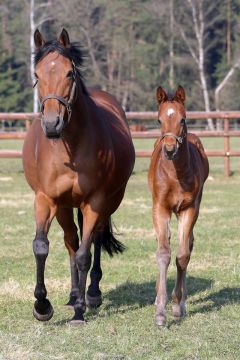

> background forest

[{"left": 1, "top": 0, "right": 240, "bottom": 129}]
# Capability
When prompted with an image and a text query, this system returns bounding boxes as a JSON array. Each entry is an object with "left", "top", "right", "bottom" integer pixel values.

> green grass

[{"left": 0, "top": 139, "right": 239, "bottom": 359}]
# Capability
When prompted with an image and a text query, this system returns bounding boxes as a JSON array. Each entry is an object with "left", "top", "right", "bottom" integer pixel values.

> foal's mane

[{"left": 34, "top": 40, "right": 88, "bottom": 94}]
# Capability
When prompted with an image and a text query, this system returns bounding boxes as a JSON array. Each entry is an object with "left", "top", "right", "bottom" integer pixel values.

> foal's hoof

[
  {"left": 155, "top": 314, "right": 166, "bottom": 327},
  {"left": 171, "top": 303, "right": 186, "bottom": 318},
  {"left": 86, "top": 293, "right": 102, "bottom": 309},
  {"left": 33, "top": 299, "right": 54, "bottom": 322}
]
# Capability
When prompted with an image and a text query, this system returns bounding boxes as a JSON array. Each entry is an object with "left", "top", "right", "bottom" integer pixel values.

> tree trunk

[
  {"left": 169, "top": 0, "right": 174, "bottom": 89},
  {"left": 30, "top": 0, "right": 38, "bottom": 113},
  {"left": 189, "top": 0, "right": 214, "bottom": 130},
  {"left": 227, "top": 0, "right": 231, "bottom": 64}
]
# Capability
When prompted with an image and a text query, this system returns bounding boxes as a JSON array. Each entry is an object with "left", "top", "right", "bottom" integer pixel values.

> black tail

[{"left": 77, "top": 209, "right": 125, "bottom": 257}]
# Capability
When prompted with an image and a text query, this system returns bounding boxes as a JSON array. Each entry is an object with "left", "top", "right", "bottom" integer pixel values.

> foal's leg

[
  {"left": 71, "top": 206, "right": 99, "bottom": 324},
  {"left": 33, "top": 192, "right": 57, "bottom": 321},
  {"left": 172, "top": 206, "right": 198, "bottom": 318},
  {"left": 86, "top": 231, "right": 103, "bottom": 308},
  {"left": 153, "top": 204, "right": 171, "bottom": 326},
  {"left": 56, "top": 208, "right": 79, "bottom": 307}
]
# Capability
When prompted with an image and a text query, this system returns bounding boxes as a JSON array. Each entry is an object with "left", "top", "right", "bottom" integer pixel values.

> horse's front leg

[
  {"left": 172, "top": 206, "right": 199, "bottom": 318},
  {"left": 70, "top": 206, "right": 99, "bottom": 324},
  {"left": 153, "top": 204, "right": 171, "bottom": 326},
  {"left": 33, "top": 192, "right": 57, "bottom": 321}
]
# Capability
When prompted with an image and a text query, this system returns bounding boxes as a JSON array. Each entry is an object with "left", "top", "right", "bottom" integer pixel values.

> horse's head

[
  {"left": 156, "top": 85, "right": 187, "bottom": 160},
  {"left": 34, "top": 29, "right": 79, "bottom": 139}
]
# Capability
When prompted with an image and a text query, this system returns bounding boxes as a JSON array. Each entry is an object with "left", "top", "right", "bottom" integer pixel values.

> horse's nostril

[{"left": 56, "top": 116, "right": 60, "bottom": 127}]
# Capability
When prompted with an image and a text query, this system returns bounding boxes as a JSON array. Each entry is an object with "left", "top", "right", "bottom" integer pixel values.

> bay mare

[
  {"left": 148, "top": 86, "right": 209, "bottom": 326},
  {"left": 23, "top": 29, "right": 135, "bottom": 324}
]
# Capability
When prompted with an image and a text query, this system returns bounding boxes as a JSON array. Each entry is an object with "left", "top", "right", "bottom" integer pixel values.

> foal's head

[
  {"left": 156, "top": 85, "right": 187, "bottom": 160},
  {"left": 34, "top": 28, "right": 85, "bottom": 139}
]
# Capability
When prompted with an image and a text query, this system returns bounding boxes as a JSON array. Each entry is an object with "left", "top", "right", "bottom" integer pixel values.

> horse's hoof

[
  {"left": 86, "top": 293, "right": 102, "bottom": 308},
  {"left": 70, "top": 308, "right": 86, "bottom": 325},
  {"left": 155, "top": 314, "right": 166, "bottom": 327},
  {"left": 70, "top": 319, "right": 86, "bottom": 326},
  {"left": 64, "top": 295, "right": 77, "bottom": 309},
  {"left": 33, "top": 299, "right": 54, "bottom": 322}
]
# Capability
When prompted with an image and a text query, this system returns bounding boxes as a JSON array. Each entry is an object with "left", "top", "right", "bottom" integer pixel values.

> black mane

[
  {"left": 34, "top": 40, "right": 85, "bottom": 68},
  {"left": 34, "top": 40, "right": 88, "bottom": 94}
]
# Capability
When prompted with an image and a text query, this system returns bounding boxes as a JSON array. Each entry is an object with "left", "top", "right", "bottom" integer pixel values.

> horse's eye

[
  {"left": 181, "top": 118, "right": 186, "bottom": 125},
  {"left": 67, "top": 70, "right": 73, "bottom": 79},
  {"left": 158, "top": 118, "right": 162, "bottom": 125},
  {"left": 33, "top": 73, "right": 38, "bottom": 88}
]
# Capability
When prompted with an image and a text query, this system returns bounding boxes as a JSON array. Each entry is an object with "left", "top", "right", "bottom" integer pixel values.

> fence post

[
  {"left": 25, "top": 119, "right": 31, "bottom": 131},
  {"left": 224, "top": 118, "right": 230, "bottom": 176}
]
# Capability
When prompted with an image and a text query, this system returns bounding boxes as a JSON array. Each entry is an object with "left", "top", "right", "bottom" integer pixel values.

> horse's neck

[
  {"left": 63, "top": 92, "right": 100, "bottom": 156},
  {"left": 65, "top": 93, "right": 91, "bottom": 139},
  {"left": 163, "top": 140, "right": 191, "bottom": 178}
]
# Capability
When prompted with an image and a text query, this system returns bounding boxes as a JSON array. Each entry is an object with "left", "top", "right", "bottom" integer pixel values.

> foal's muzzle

[{"left": 163, "top": 143, "right": 178, "bottom": 160}]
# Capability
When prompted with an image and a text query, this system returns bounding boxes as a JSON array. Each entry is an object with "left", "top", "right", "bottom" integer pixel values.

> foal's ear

[
  {"left": 34, "top": 29, "right": 46, "bottom": 49},
  {"left": 58, "top": 28, "right": 70, "bottom": 48},
  {"left": 156, "top": 86, "right": 168, "bottom": 104},
  {"left": 173, "top": 85, "right": 185, "bottom": 104}
]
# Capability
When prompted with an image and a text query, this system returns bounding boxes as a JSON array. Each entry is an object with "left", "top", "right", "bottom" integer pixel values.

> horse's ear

[
  {"left": 173, "top": 85, "right": 185, "bottom": 104},
  {"left": 58, "top": 28, "right": 70, "bottom": 48},
  {"left": 34, "top": 29, "right": 46, "bottom": 49},
  {"left": 156, "top": 86, "right": 168, "bottom": 104}
]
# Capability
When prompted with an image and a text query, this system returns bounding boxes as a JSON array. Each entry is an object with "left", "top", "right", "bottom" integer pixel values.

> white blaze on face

[
  {"left": 51, "top": 61, "right": 55, "bottom": 66},
  {"left": 167, "top": 108, "right": 175, "bottom": 117}
]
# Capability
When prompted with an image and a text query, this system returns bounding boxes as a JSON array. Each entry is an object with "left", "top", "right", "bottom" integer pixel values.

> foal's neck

[{"left": 170, "top": 139, "right": 191, "bottom": 177}]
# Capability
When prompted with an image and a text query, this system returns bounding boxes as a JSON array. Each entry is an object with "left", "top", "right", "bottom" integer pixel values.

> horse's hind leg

[
  {"left": 172, "top": 207, "right": 198, "bottom": 318},
  {"left": 86, "top": 231, "right": 103, "bottom": 308},
  {"left": 56, "top": 208, "right": 79, "bottom": 307},
  {"left": 33, "top": 192, "right": 57, "bottom": 321}
]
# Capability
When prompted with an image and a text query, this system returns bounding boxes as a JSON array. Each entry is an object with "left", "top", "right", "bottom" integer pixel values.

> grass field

[{"left": 0, "top": 138, "right": 240, "bottom": 360}]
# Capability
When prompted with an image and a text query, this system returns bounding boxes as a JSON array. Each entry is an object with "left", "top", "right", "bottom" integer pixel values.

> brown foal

[
  {"left": 23, "top": 29, "right": 135, "bottom": 324},
  {"left": 148, "top": 86, "right": 209, "bottom": 326}
]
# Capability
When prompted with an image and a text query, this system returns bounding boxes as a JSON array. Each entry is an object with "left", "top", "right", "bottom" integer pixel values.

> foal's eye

[
  {"left": 158, "top": 119, "right": 162, "bottom": 125},
  {"left": 66, "top": 70, "right": 74, "bottom": 79},
  {"left": 181, "top": 118, "right": 186, "bottom": 125}
]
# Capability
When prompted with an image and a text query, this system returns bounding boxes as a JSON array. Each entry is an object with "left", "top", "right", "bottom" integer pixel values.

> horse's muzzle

[
  {"left": 163, "top": 144, "right": 178, "bottom": 160},
  {"left": 41, "top": 115, "right": 64, "bottom": 139}
]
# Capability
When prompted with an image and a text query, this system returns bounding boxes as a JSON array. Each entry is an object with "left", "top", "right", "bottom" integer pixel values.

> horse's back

[
  {"left": 88, "top": 88, "right": 135, "bottom": 174},
  {"left": 88, "top": 88, "right": 128, "bottom": 128}
]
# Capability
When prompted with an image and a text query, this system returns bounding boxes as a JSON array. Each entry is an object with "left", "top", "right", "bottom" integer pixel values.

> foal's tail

[{"left": 77, "top": 209, "right": 125, "bottom": 257}]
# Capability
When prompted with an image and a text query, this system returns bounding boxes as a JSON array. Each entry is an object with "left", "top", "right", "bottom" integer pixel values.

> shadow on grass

[
  {"left": 103, "top": 276, "right": 213, "bottom": 311},
  {"left": 189, "top": 287, "right": 240, "bottom": 314}
]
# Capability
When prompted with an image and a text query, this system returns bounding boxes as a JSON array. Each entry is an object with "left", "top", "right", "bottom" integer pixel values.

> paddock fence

[{"left": 0, "top": 111, "right": 240, "bottom": 176}]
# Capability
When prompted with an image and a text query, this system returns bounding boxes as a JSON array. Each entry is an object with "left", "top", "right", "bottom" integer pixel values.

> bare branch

[
  {"left": 178, "top": 24, "right": 199, "bottom": 65},
  {"left": 215, "top": 59, "right": 240, "bottom": 110}
]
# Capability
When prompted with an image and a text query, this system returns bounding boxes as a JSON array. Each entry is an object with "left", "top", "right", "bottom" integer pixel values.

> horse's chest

[{"left": 169, "top": 181, "right": 197, "bottom": 213}]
